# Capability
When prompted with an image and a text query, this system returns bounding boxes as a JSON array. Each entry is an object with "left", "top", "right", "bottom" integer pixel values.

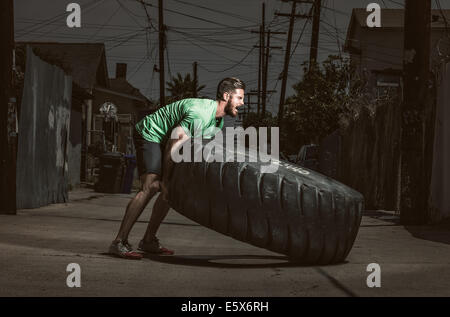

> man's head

[{"left": 216, "top": 77, "right": 245, "bottom": 117}]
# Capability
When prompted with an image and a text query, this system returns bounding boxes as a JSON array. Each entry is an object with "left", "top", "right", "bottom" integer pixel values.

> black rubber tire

[{"left": 167, "top": 142, "right": 364, "bottom": 264}]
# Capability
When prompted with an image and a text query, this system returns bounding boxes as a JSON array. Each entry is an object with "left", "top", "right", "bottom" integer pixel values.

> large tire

[{"left": 167, "top": 142, "right": 364, "bottom": 264}]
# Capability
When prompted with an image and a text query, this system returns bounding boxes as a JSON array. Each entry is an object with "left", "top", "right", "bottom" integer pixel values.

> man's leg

[
  {"left": 113, "top": 173, "right": 161, "bottom": 243},
  {"left": 142, "top": 192, "right": 170, "bottom": 242}
]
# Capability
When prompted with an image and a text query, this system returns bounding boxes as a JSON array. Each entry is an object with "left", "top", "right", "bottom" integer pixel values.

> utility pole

[
  {"left": 158, "top": 0, "right": 165, "bottom": 107},
  {"left": 400, "top": 0, "right": 431, "bottom": 224},
  {"left": 245, "top": 92, "right": 259, "bottom": 117},
  {"left": 277, "top": 0, "right": 312, "bottom": 127},
  {"left": 262, "top": 2, "right": 265, "bottom": 113},
  {"left": 262, "top": 30, "right": 271, "bottom": 117},
  {"left": 278, "top": 1, "right": 297, "bottom": 127},
  {"left": 246, "top": 91, "right": 267, "bottom": 119},
  {"left": 0, "top": 0, "right": 15, "bottom": 214},
  {"left": 259, "top": 3, "right": 265, "bottom": 118},
  {"left": 193, "top": 61, "right": 198, "bottom": 98},
  {"left": 251, "top": 3, "right": 285, "bottom": 118},
  {"left": 252, "top": 32, "right": 282, "bottom": 118},
  {"left": 258, "top": 25, "right": 263, "bottom": 117},
  {"left": 309, "top": 0, "right": 322, "bottom": 71}
]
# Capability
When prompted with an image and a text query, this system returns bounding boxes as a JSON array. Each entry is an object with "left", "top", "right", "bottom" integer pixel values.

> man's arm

[{"left": 161, "top": 125, "right": 190, "bottom": 199}]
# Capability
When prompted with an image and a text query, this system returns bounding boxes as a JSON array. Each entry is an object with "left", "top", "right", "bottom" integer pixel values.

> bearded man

[{"left": 108, "top": 77, "right": 246, "bottom": 259}]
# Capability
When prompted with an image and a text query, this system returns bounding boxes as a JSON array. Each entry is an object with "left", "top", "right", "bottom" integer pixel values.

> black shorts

[{"left": 133, "top": 130, "right": 164, "bottom": 177}]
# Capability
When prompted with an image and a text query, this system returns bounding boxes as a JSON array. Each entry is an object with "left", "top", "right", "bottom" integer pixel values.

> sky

[{"left": 13, "top": 0, "right": 450, "bottom": 115}]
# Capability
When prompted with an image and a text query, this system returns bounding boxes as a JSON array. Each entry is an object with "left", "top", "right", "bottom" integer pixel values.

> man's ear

[{"left": 223, "top": 92, "right": 229, "bottom": 101}]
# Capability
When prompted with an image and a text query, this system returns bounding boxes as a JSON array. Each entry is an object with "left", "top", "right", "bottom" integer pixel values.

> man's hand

[{"left": 161, "top": 126, "right": 190, "bottom": 202}]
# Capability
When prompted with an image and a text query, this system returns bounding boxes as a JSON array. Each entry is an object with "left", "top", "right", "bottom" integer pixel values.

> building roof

[
  {"left": 345, "top": 9, "right": 450, "bottom": 51},
  {"left": 108, "top": 77, "right": 150, "bottom": 103},
  {"left": 94, "top": 77, "right": 155, "bottom": 111},
  {"left": 16, "top": 42, "right": 109, "bottom": 90}
]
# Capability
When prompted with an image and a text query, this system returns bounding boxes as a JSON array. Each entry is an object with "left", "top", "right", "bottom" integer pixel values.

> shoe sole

[{"left": 108, "top": 250, "right": 143, "bottom": 260}]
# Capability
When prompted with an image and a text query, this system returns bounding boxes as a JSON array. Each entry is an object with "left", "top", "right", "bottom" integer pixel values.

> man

[{"left": 109, "top": 77, "right": 245, "bottom": 259}]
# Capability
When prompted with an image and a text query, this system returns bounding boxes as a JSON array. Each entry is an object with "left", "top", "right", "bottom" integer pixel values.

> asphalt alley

[{"left": 1, "top": 188, "right": 450, "bottom": 297}]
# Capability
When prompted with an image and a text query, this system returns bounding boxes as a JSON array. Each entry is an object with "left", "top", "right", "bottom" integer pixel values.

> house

[
  {"left": 15, "top": 42, "right": 110, "bottom": 187},
  {"left": 14, "top": 43, "right": 154, "bottom": 187},
  {"left": 344, "top": 9, "right": 450, "bottom": 92},
  {"left": 93, "top": 63, "right": 155, "bottom": 155}
]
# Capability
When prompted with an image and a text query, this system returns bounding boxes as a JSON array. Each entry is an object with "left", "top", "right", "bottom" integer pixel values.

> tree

[
  {"left": 166, "top": 72, "right": 205, "bottom": 102},
  {"left": 279, "top": 55, "right": 366, "bottom": 153}
]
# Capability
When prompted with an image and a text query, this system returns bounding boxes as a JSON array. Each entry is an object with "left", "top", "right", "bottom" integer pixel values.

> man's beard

[{"left": 224, "top": 99, "right": 236, "bottom": 117}]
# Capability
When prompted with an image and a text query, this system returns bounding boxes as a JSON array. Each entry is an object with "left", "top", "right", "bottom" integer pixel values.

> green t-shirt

[{"left": 135, "top": 98, "right": 224, "bottom": 144}]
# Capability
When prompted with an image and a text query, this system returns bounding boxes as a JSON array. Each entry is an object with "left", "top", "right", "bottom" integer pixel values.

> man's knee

[{"left": 141, "top": 174, "right": 161, "bottom": 195}]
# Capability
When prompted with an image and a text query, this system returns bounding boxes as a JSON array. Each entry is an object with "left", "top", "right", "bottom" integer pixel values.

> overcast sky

[{"left": 14, "top": 0, "right": 450, "bottom": 115}]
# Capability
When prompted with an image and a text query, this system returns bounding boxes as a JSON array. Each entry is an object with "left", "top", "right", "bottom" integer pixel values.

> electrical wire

[
  {"left": 19, "top": 0, "right": 108, "bottom": 39},
  {"left": 106, "top": 29, "right": 148, "bottom": 50},
  {"left": 169, "top": 29, "right": 252, "bottom": 53},
  {"left": 197, "top": 46, "right": 257, "bottom": 73},
  {"left": 116, "top": 0, "right": 145, "bottom": 28},
  {"left": 88, "top": 4, "right": 122, "bottom": 41},
  {"left": 170, "top": 0, "right": 259, "bottom": 24},
  {"left": 134, "top": 0, "right": 259, "bottom": 33},
  {"left": 16, "top": 0, "right": 99, "bottom": 36}
]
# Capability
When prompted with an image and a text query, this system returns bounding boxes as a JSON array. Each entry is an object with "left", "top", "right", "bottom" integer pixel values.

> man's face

[{"left": 224, "top": 88, "right": 245, "bottom": 117}]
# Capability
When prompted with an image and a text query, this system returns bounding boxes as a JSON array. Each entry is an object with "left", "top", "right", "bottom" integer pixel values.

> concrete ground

[{"left": 1, "top": 187, "right": 450, "bottom": 297}]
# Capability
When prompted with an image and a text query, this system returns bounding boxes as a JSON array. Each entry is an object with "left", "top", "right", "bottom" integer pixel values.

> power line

[
  {"left": 197, "top": 46, "right": 257, "bottom": 73},
  {"left": 15, "top": 0, "right": 98, "bottom": 35},
  {"left": 169, "top": 29, "right": 252, "bottom": 53},
  {"left": 106, "top": 29, "right": 148, "bottom": 50},
  {"left": 135, "top": 0, "right": 259, "bottom": 33},
  {"left": 16, "top": 18, "right": 145, "bottom": 31},
  {"left": 129, "top": 56, "right": 149, "bottom": 79},
  {"left": 170, "top": 0, "right": 259, "bottom": 24},
  {"left": 171, "top": 31, "right": 249, "bottom": 66},
  {"left": 88, "top": 3, "right": 122, "bottom": 41},
  {"left": 17, "top": 0, "right": 106, "bottom": 37},
  {"left": 385, "top": 0, "right": 404, "bottom": 7},
  {"left": 289, "top": 7, "right": 314, "bottom": 60}
]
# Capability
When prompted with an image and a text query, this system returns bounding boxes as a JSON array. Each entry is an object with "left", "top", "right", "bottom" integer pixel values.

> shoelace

[{"left": 122, "top": 240, "right": 133, "bottom": 252}]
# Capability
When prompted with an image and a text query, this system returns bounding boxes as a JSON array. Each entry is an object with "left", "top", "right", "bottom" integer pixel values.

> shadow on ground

[
  {"left": 363, "top": 210, "right": 401, "bottom": 226},
  {"left": 138, "top": 253, "right": 349, "bottom": 269},
  {"left": 364, "top": 210, "right": 450, "bottom": 245},
  {"left": 405, "top": 222, "right": 450, "bottom": 245}
]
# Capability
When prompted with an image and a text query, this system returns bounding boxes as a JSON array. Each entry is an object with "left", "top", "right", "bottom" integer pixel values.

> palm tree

[{"left": 166, "top": 72, "right": 205, "bottom": 102}]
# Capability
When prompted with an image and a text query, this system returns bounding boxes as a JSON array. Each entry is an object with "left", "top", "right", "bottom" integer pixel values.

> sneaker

[
  {"left": 138, "top": 237, "right": 175, "bottom": 255},
  {"left": 109, "top": 240, "right": 143, "bottom": 260}
]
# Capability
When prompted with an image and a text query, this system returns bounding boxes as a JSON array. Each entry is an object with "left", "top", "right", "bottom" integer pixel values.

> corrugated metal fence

[{"left": 16, "top": 46, "right": 72, "bottom": 209}]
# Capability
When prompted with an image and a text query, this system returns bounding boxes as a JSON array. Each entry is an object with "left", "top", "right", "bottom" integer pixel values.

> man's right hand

[{"left": 161, "top": 125, "right": 190, "bottom": 202}]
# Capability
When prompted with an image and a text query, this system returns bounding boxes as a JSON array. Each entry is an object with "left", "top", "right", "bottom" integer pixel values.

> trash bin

[
  {"left": 121, "top": 155, "right": 136, "bottom": 194},
  {"left": 95, "top": 152, "right": 125, "bottom": 193}
]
